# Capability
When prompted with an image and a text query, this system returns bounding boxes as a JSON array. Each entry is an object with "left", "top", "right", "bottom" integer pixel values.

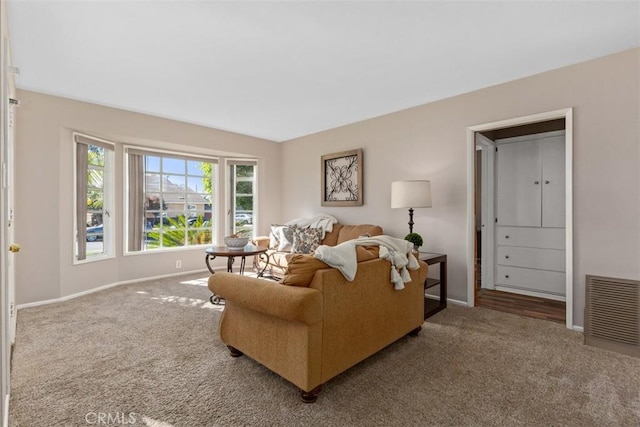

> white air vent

[{"left": 585, "top": 275, "right": 639, "bottom": 358}]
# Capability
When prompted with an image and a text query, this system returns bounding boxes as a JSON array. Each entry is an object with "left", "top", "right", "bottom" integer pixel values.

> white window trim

[
  {"left": 123, "top": 145, "right": 220, "bottom": 256},
  {"left": 224, "top": 158, "right": 259, "bottom": 239},
  {"left": 72, "top": 132, "right": 116, "bottom": 265}
]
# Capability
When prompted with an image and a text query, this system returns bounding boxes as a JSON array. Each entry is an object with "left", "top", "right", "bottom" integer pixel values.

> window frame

[
  {"left": 73, "top": 133, "right": 115, "bottom": 264},
  {"left": 124, "top": 146, "right": 219, "bottom": 255},
  {"left": 226, "top": 158, "right": 258, "bottom": 238}
]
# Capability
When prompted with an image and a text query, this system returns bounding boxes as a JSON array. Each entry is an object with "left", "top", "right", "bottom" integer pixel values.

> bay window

[{"left": 126, "top": 148, "right": 217, "bottom": 252}]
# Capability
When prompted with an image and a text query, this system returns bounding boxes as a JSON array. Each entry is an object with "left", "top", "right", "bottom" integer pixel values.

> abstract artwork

[{"left": 321, "top": 149, "right": 363, "bottom": 206}]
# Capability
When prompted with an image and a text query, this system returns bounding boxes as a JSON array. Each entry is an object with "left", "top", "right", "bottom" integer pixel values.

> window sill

[
  {"left": 123, "top": 244, "right": 213, "bottom": 257},
  {"left": 73, "top": 254, "right": 115, "bottom": 266}
]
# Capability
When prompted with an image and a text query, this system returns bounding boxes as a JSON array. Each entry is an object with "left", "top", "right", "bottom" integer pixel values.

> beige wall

[
  {"left": 281, "top": 48, "right": 640, "bottom": 327},
  {"left": 15, "top": 48, "right": 639, "bottom": 328},
  {"left": 14, "top": 91, "right": 282, "bottom": 304}
]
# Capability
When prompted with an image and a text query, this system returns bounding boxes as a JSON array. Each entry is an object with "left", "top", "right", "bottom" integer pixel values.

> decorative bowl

[{"left": 224, "top": 236, "right": 249, "bottom": 249}]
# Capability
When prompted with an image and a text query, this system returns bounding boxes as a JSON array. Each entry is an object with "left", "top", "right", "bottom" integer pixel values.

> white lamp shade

[{"left": 391, "top": 180, "right": 432, "bottom": 208}]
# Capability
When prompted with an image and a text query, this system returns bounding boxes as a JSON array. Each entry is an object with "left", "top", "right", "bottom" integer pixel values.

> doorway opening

[{"left": 466, "top": 108, "right": 574, "bottom": 329}]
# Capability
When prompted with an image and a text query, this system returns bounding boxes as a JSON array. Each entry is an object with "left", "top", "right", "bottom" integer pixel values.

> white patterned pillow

[
  {"left": 269, "top": 225, "right": 281, "bottom": 249},
  {"left": 269, "top": 225, "right": 296, "bottom": 252},
  {"left": 277, "top": 225, "right": 295, "bottom": 251},
  {"left": 292, "top": 227, "right": 323, "bottom": 254}
]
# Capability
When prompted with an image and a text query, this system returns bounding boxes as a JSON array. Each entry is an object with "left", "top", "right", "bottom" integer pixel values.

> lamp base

[{"left": 408, "top": 208, "right": 414, "bottom": 234}]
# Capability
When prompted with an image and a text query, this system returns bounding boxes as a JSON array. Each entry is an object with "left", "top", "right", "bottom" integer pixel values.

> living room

[{"left": 1, "top": 1, "right": 639, "bottom": 425}]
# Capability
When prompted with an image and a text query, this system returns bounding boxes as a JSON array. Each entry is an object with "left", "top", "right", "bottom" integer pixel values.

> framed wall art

[{"left": 321, "top": 148, "right": 363, "bottom": 207}]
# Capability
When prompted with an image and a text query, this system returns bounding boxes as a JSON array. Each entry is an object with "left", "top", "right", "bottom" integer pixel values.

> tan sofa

[{"left": 208, "top": 224, "right": 428, "bottom": 402}]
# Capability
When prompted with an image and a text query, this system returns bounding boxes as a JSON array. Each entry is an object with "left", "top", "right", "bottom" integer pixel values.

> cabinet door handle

[
  {"left": 505, "top": 235, "right": 509, "bottom": 239},
  {"left": 534, "top": 181, "right": 540, "bottom": 185},
  {"left": 505, "top": 255, "right": 510, "bottom": 259},
  {"left": 505, "top": 275, "right": 510, "bottom": 279},
  {"left": 545, "top": 180, "right": 550, "bottom": 184}
]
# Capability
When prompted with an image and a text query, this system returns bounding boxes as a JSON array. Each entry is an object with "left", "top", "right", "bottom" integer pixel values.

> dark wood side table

[
  {"left": 204, "top": 245, "right": 269, "bottom": 276},
  {"left": 204, "top": 245, "right": 270, "bottom": 305},
  {"left": 419, "top": 252, "right": 447, "bottom": 319}
]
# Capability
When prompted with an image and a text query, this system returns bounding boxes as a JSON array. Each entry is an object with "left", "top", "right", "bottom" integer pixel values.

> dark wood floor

[{"left": 477, "top": 289, "right": 566, "bottom": 324}]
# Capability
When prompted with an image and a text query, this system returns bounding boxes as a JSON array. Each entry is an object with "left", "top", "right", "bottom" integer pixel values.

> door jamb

[
  {"left": 466, "top": 108, "right": 574, "bottom": 329},
  {"left": 476, "top": 134, "right": 496, "bottom": 295}
]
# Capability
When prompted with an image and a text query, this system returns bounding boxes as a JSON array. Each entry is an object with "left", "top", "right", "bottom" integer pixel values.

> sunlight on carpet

[
  {"left": 141, "top": 415, "right": 176, "bottom": 427},
  {"left": 179, "top": 276, "right": 210, "bottom": 286},
  {"left": 136, "top": 277, "right": 223, "bottom": 311}
]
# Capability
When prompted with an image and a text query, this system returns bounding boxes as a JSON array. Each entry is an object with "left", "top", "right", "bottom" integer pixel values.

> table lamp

[{"left": 391, "top": 180, "right": 432, "bottom": 234}]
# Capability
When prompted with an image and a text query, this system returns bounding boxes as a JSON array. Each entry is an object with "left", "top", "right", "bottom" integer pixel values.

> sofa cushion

[
  {"left": 280, "top": 246, "right": 380, "bottom": 287},
  {"left": 259, "top": 250, "right": 295, "bottom": 279},
  {"left": 336, "top": 224, "right": 384, "bottom": 244},
  {"left": 279, "top": 254, "right": 329, "bottom": 287},
  {"left": 355, "top": 245, "right": 379, "bottom": 261},
  {"left": 292, "top": 227, "right": 323, "bottom": 254},
  {"left": 320, "top": 224, "right": 343, "bottom": 246}
]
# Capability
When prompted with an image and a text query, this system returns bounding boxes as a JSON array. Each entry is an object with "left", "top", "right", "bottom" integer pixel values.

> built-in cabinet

[{"left": 495, "top": 131, "right": 566, "bottom": 299}]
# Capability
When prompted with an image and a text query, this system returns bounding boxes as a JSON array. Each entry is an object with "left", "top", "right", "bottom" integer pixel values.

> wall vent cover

[{"left": 585, "top": 275, "right": 639, "bottom": 358}]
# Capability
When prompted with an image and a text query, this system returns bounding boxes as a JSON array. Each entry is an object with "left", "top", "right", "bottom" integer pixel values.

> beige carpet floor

[{"left": 9, "top": 272, "right": 640, "bottom": 426}]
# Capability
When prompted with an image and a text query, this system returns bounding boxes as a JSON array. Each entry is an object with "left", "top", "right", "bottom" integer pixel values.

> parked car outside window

[
  {"left": 86, "top": 225, "right": 103, "bottom": 242},
  {"left": 235, "top": 213, "right": 253, "bottom": 224}
]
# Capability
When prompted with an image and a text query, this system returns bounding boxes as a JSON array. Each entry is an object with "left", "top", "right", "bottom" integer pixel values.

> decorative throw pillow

[
  {"left": 269, "top": 225, "right": 282, "bottom": 249},
  {"left": 291, "top": 227, "right": 323, "bottom": 254},
  {"left": 269, "top": 224, "right": 296, "bottom": 252},
  {"left": 277, "top": 225, "right": 295, "bottom": 252}
]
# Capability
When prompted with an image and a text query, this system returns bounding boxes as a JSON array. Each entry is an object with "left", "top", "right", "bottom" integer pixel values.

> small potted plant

[{"left": 404, "top": 232, "right": 423, "bottom": 250}]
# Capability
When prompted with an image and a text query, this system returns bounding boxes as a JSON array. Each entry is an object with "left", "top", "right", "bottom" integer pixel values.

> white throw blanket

[
  {"left": 286, "top": 213, "right": 338, "bottom": 239},
  {"left": 314, "top": 234, "right": 420, "bottom": 290},
  {"left": 314, "top": 240, "right": 358, "bottom": 280}
]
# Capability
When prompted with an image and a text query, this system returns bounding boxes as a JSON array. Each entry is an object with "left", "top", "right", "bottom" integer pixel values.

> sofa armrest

[
  {"left": 253, "top": 235, "right": 270, "bottom": 248},
  {"left": 208, "top": 273, "right": 322, "bottom": 325}
]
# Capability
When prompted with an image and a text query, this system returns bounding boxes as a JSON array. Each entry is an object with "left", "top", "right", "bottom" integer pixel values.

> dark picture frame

[{"left": 321, "top": 148, "right": 363, "bottom": 206}]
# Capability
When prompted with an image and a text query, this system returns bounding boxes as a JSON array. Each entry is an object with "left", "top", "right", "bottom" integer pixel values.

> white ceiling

[{"left": 7, "top": 1, "right": 640, "bottom": 142}]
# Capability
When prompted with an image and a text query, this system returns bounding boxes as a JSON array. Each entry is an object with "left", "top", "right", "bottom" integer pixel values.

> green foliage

[
  {"left": 236, "top": 165, "right": 254, "bottom": 177},
  {"left": 147, "top": 215, "right": 212, "bottom": 248},
  {"left": 88, "top": 145, "right": 104, "bottom": 166},
  {"left": 236, "top": 196, "right": 253, "bottom": 212},
  {"left": 86, "top": 146, "right": 105, "bottom": 219},
  {"left": 234, "top": 165, "right": 254, "bottom": 211},
  {"left": 87, "top": 190, "right": 103, "bottom": 211},
  {"left": 199, "top": 163, "right": 213, "bottom": 196},
  {"left": 404, "top": 232, "right": 423, "bottom": 248}
]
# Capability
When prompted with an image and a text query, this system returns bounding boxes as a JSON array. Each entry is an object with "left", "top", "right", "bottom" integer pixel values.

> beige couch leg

[{"left": 299, "top": 386, "right": 322, "bottom": 403}]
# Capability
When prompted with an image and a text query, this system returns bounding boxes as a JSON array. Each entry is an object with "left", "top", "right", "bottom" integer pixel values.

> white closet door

[
  {"left": 541, "top": 135, "right": 565, "bottom": 228},
  {"left": 496, "top": 141, "right": 541, "bottom": 227}
]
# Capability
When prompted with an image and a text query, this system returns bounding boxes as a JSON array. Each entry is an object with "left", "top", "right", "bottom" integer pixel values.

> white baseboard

[
  {"left": 4, "top": 393, "right": 9, "bottom": 427},
  {"left": 446, "top": 297, "right": 469, "bottom": 306},
  {"left": 572, "top": 325, "right": 584, "bottom": 333},
  {"left": 16, "top": 269, "right": 210, "bottom": 310},
  {"left": 425, "top": 294, "right": 469, "bottom": 307}
]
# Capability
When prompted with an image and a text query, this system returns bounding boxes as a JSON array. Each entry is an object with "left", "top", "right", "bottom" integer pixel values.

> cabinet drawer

[
  {"left": 496, "top": 246, "right": 565, "bottom": 272},
  {"left": 497, "top": 226, "right": 565, "bottom": 249},
  {"left": 496, "top": 266, "right": 565, "bottom": 295}
]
